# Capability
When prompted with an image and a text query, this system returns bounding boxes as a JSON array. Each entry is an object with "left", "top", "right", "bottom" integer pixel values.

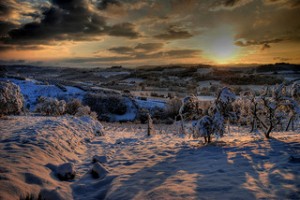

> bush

[
  {"left": 75, "top": 106, "right": 98, "bottom": 119},
  {"left": 84, "top": 93, "right": 127, "bottom": 117},
  {"left": 35, "top": 97, "right": 97, "bottom": 118},
  {"left": 35, "top": 97, "right": 66, "bottom": 116},
  {"left": 0, "top": 81, "right": 24, "bottom": 116},
  {"left": 66, "top": 99, "right": 82, "bottom": 115}
]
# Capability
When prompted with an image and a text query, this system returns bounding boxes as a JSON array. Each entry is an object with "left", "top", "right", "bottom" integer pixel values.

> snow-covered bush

[
  {"left": 0, "top": 81, "right": 24, "bottom": 116},
  {"left": 194, "top": 116, "right": 213, "bottom": 143},
  {"left": 65, "top": 98, "right": 82, "bottom": 115},
  {"left": 65, "top": 98, "right": 97, "bottom": 119},
  {"left": 194, "top": 87, "right": 236, "bottom": 143},
  {"left": 35, "top": 97, "right": 98, "bottom": 118},
  {"left": 232, "top": 91, "right": 256, "bottom": 127},
  {"left": 35, "top": 97, "right": 66, "bottom": 116},
  {"left": 179, "top": 95, "right": 203, "bottom": 120},
  {"left": 75, "top": 105, "right": 98, "bottom": 119}
]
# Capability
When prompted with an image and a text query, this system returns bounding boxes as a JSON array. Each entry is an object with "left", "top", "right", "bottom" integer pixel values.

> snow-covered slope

[
  {"left": 0, "top": 116, "right": 299, "bottom": 200},
  {"left": 0, "top": 78, "right": 85, "bottom": 111}
]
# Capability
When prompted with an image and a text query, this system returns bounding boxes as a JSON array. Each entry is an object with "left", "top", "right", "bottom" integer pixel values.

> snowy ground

[
  {"left": 0, "top": 78, "right": 85, "bottom": 111},
  {"left": 0, "top": 115, "right": 299, "bottom": 200}
]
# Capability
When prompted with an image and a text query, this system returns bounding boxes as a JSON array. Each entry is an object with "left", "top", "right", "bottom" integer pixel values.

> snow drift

[{"left": 0, "top": 115, "right": 103, "bottom": 200}]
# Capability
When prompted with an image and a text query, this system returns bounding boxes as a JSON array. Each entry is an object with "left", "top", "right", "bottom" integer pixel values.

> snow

[
  {"left": 0, "top": 115, "right": 103, "bottom": 200},
  {"left": 0, "top": 78, "right": 85, "bottom": 111},
  {"left": 135, "top": 97, "right": 166, "bottom": 110},
  {"left": 197, "top": 95, "right": 215, "bottom": 101},
  {"left": 1, "top": 115, "right": 299, "bottom": 199}
]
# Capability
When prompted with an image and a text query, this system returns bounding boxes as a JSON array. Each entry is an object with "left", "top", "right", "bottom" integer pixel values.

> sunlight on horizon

[{"left": 202, "top": 25, "right": 239, "bottom": 64}]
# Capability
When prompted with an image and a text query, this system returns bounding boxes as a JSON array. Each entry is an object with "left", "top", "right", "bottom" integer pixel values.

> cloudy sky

[{"left": 0, "top": 0, "right": 300, "bottom": 67}]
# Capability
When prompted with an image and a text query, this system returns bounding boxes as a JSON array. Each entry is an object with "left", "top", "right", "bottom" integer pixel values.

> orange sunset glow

[{"left": 0, "top": 0, "right": 300, "bottom": 67}]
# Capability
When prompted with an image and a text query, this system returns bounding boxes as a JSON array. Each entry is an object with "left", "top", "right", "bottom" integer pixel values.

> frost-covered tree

[
  {"left": 255, "top": 84, "right": 300, "bottom": 138},
  {"left": 0, "top": 81, "right": 24, "bottom": 116},
  {"left": 282, "top": 97, "right": 300, "bottom": 131},
  {"left": 193, "top": 87, "right": 236, "bottom": 143},
  {"left": 178, "top": 95, "right": 201, "bottom": 134},
  {"left": 291, "top": 83, "right": 300, "bottom": 102},
  {"left": 208, "top": 87, "right": 236, "bottom": 139}
]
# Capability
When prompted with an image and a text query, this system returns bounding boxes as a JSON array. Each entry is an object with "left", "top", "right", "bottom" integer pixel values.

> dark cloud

[
  {"left": 97, "top": 0, "right": 121, "bottom": 10},
  {"left": 210, "top": 0, "right": 253, "bottom": 11},
  {"left": 108, "top": 43, "right": 163, "bottom": 55},
  {"left": 108, "top": 23, "right": 140, "bottom": 38},
  {"left": 134, "top": 43, "right": 163, "bottom": 52},
  {"left": 1, "top": 0, "right": 140, "bottom": 46},
  {"left": 0, "top": 45, "right": 14, "bottom": 52},
  {"left": 0, "top": 21, "right": 16, "bottom": 37},
  {"left": 235, "top": 38, "right": 283, "bottom": 50},
  {"left": 0, "top": 0, "right": 15, "bottom": 19},
  {"left": 108, "top": 46, "right": 135, "bottom": 55},
  {"left": 69, "top": 48, "right": 201, "bottom": 63},
  {"left": 261, "top": 43, "right": 271, "bottom": 50},
  {"left": 273, "top": 56, "right": 290, "bottom": 62},
  {"left": 154, "top": 25, "right": 193, "bottom": 40},
  {"left": 264, "top": 0, "right": 300, "bottom": 8},
  {"left": 0, "top": 44, "right": 44, "bottom": 52}
]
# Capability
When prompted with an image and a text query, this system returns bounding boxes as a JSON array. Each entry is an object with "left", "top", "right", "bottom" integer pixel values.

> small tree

[
  {"left": 147, "top": 113, "right": 155, "bottom": 136},
  {"left": 178, "top": 95, "right": 202, "bottom": 134},
  {"left": 254, "top": 84, "right": 300, "bottom": 138},
  {"left": 291, "top": 83, "right": 300, "bottom": 102},
  {"left": 194, "top": 87, "right": 236, "bottom": 143}
]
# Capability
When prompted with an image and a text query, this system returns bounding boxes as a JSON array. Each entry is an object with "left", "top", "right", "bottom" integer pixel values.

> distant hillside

[{"left": 256, "top": 63, "right": 300, "bottom": 73}]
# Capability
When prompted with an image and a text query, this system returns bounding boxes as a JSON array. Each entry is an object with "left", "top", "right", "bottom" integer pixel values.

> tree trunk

[
  {"left": 286, "top": 116, "right": 293, "bottom": 131},
  {"left": 227, "top": 120, "right": 231, "bottom": 135},
  {"left": 265, "top": 125, "right": 273, "bottom": 139},
  {"left": 180, "top": 114, "right": 186, "bottom": 135},
  {"left": 207, "top": 135, "right": 211, "bottom": 143},
  {"left": 147, "top": 114, "right": 155, "bottom": 136}
]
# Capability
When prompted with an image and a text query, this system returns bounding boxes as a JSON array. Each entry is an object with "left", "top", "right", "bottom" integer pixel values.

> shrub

[
  {"left": 0, "top": 81, "right": 24, "bottom": 116},
  {"left": 35, "top": 97, "right": 66, "bottom": 116},
  {"left": 75, "top": 106, "right": 98, "bottom": 119},
  {"left": 66, "top": 99, "right": 82, "bottom": 115}
]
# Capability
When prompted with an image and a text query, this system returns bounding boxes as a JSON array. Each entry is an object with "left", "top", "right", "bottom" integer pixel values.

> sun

[{"left": 202, "top": 25, "right": 239, "bottom": 64}]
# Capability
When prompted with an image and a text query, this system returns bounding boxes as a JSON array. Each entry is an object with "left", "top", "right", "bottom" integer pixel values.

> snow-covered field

[
  {"left": 0, "top": 115, "right": 299, "bottom": 199},
  {"left": 0, "top": 78, "right": 85, "bottom": 111}
]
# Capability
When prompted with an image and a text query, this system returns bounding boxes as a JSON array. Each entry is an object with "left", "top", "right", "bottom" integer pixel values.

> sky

[{"left": 0, "top": 0, "right": 300, "bottom": 67}]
